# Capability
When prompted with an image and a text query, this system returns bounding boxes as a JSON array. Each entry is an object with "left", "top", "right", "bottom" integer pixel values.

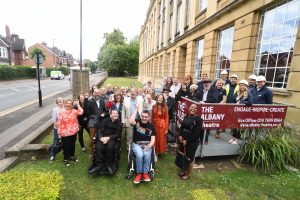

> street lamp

[
  {"left": 80, "top": 0, "right": 82, "bottom": 70},
  {"left": 53, "top": 39, "right": 56, "bottom": 67}
]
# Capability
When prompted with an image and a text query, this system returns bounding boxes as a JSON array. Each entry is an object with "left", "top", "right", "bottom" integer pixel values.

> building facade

[
  {"left": 139, "top": 0, "right": 300, "bottom": 125},
  {"left": 27, "top": 42, "right": 74, "bottom": 68},
  {"left": 0, "top": 25, "right": 27, "bottom": 66}
]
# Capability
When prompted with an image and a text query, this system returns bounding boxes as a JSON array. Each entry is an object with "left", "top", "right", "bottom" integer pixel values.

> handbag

[
  {"left": 175, "top": 146, "right": 191, "bottom": 171},
  {"left": 49, "top": 140, "right": 62, "bottom": 155}
]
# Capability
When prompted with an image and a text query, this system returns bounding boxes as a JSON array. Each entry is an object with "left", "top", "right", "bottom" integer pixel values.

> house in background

[
  {"left": 27, "top": 42, "right": 74, "bottom": 68},
  {"left": 0, "top": 25, "right": 27, "bottom": 65}
]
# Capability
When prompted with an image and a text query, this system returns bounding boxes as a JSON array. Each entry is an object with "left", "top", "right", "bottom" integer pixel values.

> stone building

[{"left": 138, "top": 0, "right": 300, "bottom": 125}]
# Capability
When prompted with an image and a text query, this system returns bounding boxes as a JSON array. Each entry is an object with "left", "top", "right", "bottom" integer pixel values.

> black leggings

[
  {"left": 78, "top": 125, "right": 88, "bottom": 148},
  {"left": 61, "top": 134, "right": 77, "bottom": 160}
]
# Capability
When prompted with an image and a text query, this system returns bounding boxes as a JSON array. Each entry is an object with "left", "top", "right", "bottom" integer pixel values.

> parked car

[{"left": 50, "top": 71, "right": 65, "bottom": 80}]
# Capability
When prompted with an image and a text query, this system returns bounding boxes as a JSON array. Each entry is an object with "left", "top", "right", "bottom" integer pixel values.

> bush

[
  {"left": 0, "top": 171, "right": 63, "bottom": 200},
  {"left": 0, "top": 65, "right": 36, "bottom": 80},
  {"left": 46, "top": 66, "right": 70, "bottom": 77},
  {"left": 191, "top": 189, "right": 229, "bottom": 200},
  {"left": 238, "top": 127, "right": 300, "bottom": 174}
]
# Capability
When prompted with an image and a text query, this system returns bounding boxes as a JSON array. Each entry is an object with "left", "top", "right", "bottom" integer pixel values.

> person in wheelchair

[
  {"left": 130, "top": 108, "right": 156, "bottom": 184},
  {"left": 89, "top": 109, "right": 122, "bottom": 175}
]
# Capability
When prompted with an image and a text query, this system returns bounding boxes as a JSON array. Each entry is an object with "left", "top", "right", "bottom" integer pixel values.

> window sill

[
  {"left": 174, "top": 32, "right": 180, "bottom": 39},
  {"left": 195, "top": 8, "right": 207, "bottom": 19},
  {"left": 269, "top": 88, "right": 292, "bottom": 97},
  {"left": 184, "top": 25, "right": 189, "bottom": 32}
]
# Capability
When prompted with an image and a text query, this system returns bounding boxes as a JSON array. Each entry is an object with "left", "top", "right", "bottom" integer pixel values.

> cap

[
  {"left": 202, "top": 79, "right": 212, "bottom": 83},
  {"left": 256, "top": 75, "right": 266, "bottom": 82},
  {"left": 230, "top": 74, "right": 238, "bottom": 79},
  {"left": 221, "top": 70, "right": 228, "bottom": 75},
  {"left": 239, "top": 80, "right": 249, "bottom": 86},
  {"left": 248, "top": 74, "right": 257, "bottom": 80}
]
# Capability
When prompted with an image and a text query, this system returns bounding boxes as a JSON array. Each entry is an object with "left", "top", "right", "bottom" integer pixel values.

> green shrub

[
  {"left": 46, "top": 66, "right": 70, "bottom": 77},
  {"left": 191, "top": 188, "right": 229, "bottom": 200},
  {"left": 238, "top": 127, "right": 300, "bottom": 174},
  {"left": 0, "top": 65, "right": 36, "bottom": 80},
  {"left": 0, "top": 170, "right": 63, "bottom": 200}
]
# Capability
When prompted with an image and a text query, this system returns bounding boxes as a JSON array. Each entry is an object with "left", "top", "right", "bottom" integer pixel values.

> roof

[
  {"left": 0, "top": 36, "right": 9, "bottom": 47},
  {"left": 12, "top": 38, "right": 25, "bottom": 51}
]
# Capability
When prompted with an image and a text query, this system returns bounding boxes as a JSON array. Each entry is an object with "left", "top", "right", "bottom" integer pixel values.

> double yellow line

[{"left": 0, "top": 90, "right": 68, "bottom": 117}]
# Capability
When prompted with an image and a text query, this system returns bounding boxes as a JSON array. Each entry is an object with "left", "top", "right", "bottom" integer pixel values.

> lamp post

[
  {"left": 34, "top": 54, "right": 43, "bottom": 107},
  {"left": 53, "top": 39, "right": 56, "bottom": 67},
  {"left": 80, "top": 0, "right": 82, "bottom": 70}
]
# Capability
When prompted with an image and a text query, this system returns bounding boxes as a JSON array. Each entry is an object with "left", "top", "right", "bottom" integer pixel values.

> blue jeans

[
  {"left": 132, "top": 143, "right": 153, "bottom": 173},
  {"left": 50, "top": 128, "right": 59, "bottom": 158}
]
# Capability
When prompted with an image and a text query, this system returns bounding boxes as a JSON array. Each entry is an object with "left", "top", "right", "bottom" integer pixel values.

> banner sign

[{"left": 176, "top": 97, "right": 288, "bottom": 130}]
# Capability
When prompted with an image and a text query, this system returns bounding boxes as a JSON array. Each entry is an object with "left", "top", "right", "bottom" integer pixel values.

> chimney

[
  {"left": 5, "top": 25, "right": 11, "bottom": 43},
  {"left": 41, "top": 41, "right": 47, "bottom": 46}
]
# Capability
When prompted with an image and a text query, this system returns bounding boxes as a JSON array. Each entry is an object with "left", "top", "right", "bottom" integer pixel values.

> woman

[
  {"left": 90, "top": 85, "right": 97, "bottom": 97},
  {"left": 177, "top": 104, "right": 203, "bottom": 180},
  {"left": 175, "top": 83, "right": 189, "bottom": 103},
  {"left": 188, "top": 84, "right": 199, "bottom": 102},
  {"left": 147, "top": 87, "right": 156, "bottom": 100},
  {"left": 229, "top": 80, "right": 252, "bottom": 144},
  {"left": 152, "top": 94, "right": 169, "bottom": 155},
  {"left": 76, "top": 94, "right": 89, "bottom": 151},
  {"left": 215, "top": 79, "right": 226, "bottom": 138},
  {"left": 184, "top": 75, "right": 193, "bottom": 92},
  {"left": 57, "top": 99, "right": 83, "bottom": 166},
  {"left": 143, "top": 93, "right": 156, "bottom": 121},
  {"left": 111, "top": 92, "right": 123, "bottom": 122},
  {"left": 164, "top": 77, "right": 173, "bottom": 90},
  {"left": 235, "top": 80, "right": 252, "bottom": 106}
]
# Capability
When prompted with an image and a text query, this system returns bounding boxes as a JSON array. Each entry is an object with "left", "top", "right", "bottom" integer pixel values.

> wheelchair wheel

[{"left": 149, "top": 170, "right": 155, "bottom": 180}]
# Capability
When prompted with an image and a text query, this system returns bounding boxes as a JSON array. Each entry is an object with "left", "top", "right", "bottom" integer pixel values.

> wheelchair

[
  {"left": 88, "top": 134, "right": 122, "bottom": 176},
  {"left": 126, "top": 143, "right": 155, "bottom": 180}
]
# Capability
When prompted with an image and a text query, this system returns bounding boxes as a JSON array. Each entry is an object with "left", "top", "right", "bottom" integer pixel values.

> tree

[
  {"left": 30, "top": 48, "right": 46, "bottom": 59},
  {"left": 98, "top": 29, "right": 139, "bottom": 77},
  {"left": 84, "top": 59, "right": 98, "bottom": 74}
]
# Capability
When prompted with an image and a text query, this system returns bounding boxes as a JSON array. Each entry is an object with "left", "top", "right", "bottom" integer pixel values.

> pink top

[{"left": 57, "top": 107, "right": 83, "bottom": 137}]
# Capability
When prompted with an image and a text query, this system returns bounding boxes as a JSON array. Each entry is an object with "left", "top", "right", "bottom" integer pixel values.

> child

[{"left": 49, "top": 97, "right": 64, "bottom": 162}]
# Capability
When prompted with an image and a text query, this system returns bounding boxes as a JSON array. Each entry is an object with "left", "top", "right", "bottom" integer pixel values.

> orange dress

[{"left": 152, "top": 105, "right": 169, "bottom": 154}]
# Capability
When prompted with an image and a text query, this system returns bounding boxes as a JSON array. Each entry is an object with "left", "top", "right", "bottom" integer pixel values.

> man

[
  {"left": 89, "top": 110, "right": 122, "bottom": 175},
  {"left": 213, "top": 70, "right": 230, "bottom": 87},
  {"left": 252, "top": 75, "right": 273, "bottom": 104},
  {"left": 106, "top": 84, "right": 114, "bottom": 97},
  {"left": 195, "top": 79, "right": 218, "bottom": 144},
  {"left": 143, "top": 80, "right": 153, "bottom": 94},
  {"left": 86, "top": 89, "right": 106, "bottom": 160},
  {"left": 163, "top": 88, "right": 175, "bottom": 122},
  {"left": 122, "top": 88, "right": 144, "bottom": 149},
  {"left": 100, "top": 87, "right": 110, "bottom": 118},
  {"left": 248, "top": 74, "right": 257, "bottom": 95},
  {"left": 169, "top": 78, "right": 181, "bottom": 98},
  {"left": 196, "top": 73, "right": 208, "bottom": 91},
  {"left": 225, "top": 74, "right": 239, "bottom": 103},
  {"left": 130, "top": 109, "right": 156, "bottom": 184}
]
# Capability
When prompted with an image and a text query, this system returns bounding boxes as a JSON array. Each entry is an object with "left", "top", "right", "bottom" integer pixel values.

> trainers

[
  {"left": 143, "top": 173, "right": 151, "bottom": 182},
  {"left": 49, "top": 156, "right": 55, "bottom": 162},
  {"left": 81, "top": 147, "right": 86, "bottom": 152},
  {"left": 134, "top": 174, "right": 143, "bottom": 184},
  {"left": 69, "top": 156, "right": 79, "bottom": 162},
  {"left": 64, "top": 160, "right": 70, "bottom": 167}
]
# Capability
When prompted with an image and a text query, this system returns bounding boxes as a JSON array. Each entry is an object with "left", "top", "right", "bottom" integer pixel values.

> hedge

[
  {"left": 0, "top": 65, "right": 36, "bottom": 80},
  {"left": 46, "top": 66, "right": 70, "bottom": 77},
  {"left": 0, "top": 171, "right": 63, "bottom": 200}
]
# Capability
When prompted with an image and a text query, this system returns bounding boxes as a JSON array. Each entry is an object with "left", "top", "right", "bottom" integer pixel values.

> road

[{"left": 0, "top": 78, "right": 70, "bottom": 113}]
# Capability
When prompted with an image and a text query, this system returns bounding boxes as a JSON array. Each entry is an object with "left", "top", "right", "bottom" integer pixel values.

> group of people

[{"left": 49, "top": 70, "right": 273, "bottom": 182}]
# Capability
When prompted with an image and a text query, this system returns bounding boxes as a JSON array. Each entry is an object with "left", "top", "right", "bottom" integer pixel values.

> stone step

[{"left": 0, "top": 156, "right": 19, "bottom": 173}]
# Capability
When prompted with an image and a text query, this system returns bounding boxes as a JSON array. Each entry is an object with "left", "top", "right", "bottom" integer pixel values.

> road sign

[{"left": 34, "top": 54, "right": 44, "bottom": 64}]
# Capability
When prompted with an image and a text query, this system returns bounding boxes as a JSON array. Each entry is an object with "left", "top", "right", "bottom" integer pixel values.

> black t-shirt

[
  {"left": 216, "top": 88, "right": 226, "bottom": 103},
  {"left": 133, "top": 119, "right": 156, "bottom": 142}
]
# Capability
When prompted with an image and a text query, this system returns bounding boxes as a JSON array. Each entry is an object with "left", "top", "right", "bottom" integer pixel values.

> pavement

[{"left": 0, "top": 72, "right": 107, "bottom": 160}]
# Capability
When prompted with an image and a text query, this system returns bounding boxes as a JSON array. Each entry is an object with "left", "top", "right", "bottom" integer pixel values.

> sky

[{"left": 0, "top": 0, "right": 149, "bottom": 61}]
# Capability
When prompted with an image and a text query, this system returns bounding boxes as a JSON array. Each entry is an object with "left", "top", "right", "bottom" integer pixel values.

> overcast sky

[{"left": 0, "top": 0, "right": 149, "bottom": 61}]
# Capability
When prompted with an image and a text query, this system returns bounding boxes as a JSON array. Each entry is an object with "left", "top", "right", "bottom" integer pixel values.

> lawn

[
  {"left": 12, "top": 130, "right": 300, "bottom": 200},
  {"left": 102, "top": 77, "right": 142, "bottom": 88}
]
